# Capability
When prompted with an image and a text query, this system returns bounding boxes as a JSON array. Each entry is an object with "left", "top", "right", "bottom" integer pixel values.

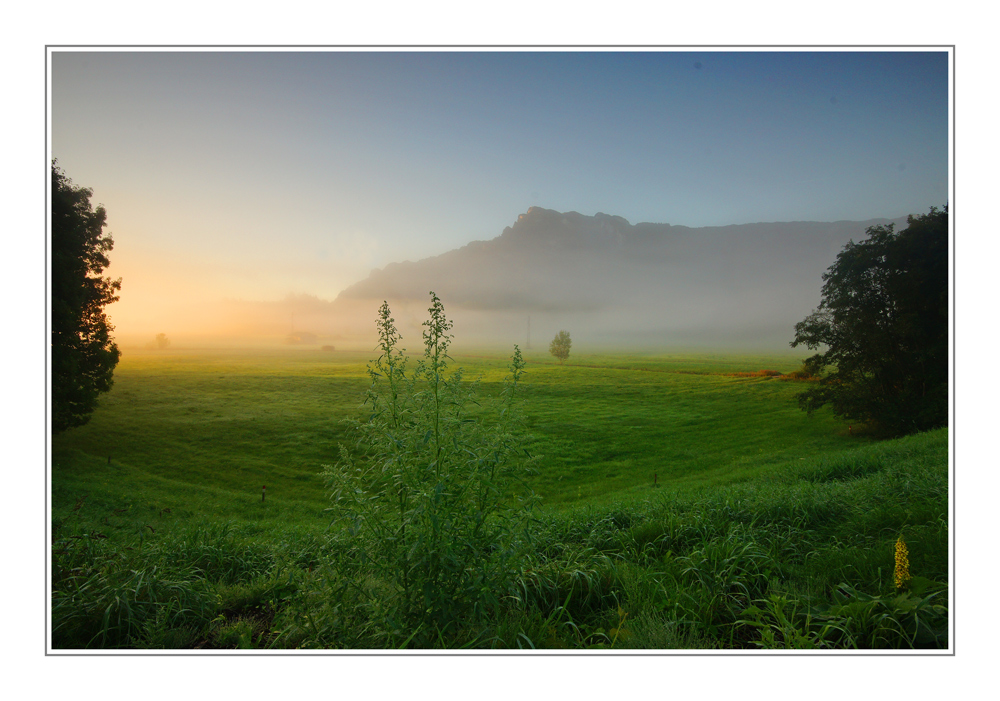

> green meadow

[{"left": 50, "top": 347, "right": 949, "bottom": 650}]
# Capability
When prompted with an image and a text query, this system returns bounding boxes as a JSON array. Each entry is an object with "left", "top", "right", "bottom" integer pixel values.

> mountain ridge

[
  {"left": 337, "top": 206, "right": 908, "bottom": 309},
  {"left": 326, "top": 206, "right": 912, "bottom": 349}
]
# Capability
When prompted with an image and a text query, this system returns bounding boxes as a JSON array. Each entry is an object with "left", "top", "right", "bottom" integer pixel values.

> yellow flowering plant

[{"left": 894, "top": 535, "right": 911, "bottom": 591}]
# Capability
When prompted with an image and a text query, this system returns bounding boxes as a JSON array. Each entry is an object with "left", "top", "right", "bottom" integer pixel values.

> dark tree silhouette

[
  {"left": 51, "top": 161, "right": 121, "bottom": 433},
  {"left": 791, "top": 206, "right": 948, "bottom": 436}
]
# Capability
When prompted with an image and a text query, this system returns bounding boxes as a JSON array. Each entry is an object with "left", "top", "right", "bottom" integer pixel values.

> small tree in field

[
  {"left": 549, "top": 330, "right": 571, "bottom": 364},
  {"left": 146, "top": 333, "right": 170, "bottom": 350}
]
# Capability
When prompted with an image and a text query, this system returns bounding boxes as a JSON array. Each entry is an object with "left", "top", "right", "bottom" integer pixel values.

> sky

[{"left": 49, "top": 49, "right": 950, "bottom": 343}]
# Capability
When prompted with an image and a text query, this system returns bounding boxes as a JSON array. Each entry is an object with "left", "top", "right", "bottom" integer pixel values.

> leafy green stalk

[{"left": 322, "top": 292, "right": 537, "bottom": 645}]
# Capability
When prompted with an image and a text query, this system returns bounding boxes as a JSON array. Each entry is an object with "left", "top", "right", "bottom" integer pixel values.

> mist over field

[
  {"left": 118, "top": 206, "right": 909, "bottom": 353},
  {"left": 337, "top": 206, "right": 914, "bottom": 350}
]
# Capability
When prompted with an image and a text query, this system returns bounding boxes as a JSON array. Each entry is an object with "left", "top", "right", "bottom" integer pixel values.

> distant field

[
  {"left": 52, "top": 347, "right": 851, "bottom": 519},
  {"left": 510, "top": 350, "right": 854, "bottom": 505},
  {"left": 50, "top": 348, "right": 947, "bottom": 650}
]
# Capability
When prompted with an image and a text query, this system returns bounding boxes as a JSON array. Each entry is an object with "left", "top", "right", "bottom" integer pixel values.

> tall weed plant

[{"left": 323, "top": 293, "right": 537, "bottom": 645}]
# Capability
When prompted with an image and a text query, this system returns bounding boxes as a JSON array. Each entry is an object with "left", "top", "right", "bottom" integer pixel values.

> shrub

[{"left": 322, "top": 292, "right": 537, "bottom": 646}]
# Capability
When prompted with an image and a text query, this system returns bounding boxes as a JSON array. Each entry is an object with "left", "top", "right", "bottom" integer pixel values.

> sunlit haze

[{"left": 49, "top": 49, "right": 949, "bottom": 349}]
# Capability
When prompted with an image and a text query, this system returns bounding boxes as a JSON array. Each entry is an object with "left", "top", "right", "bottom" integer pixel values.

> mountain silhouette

[{"left": 334, "top": 206, "right": 908, "bottom": 349}]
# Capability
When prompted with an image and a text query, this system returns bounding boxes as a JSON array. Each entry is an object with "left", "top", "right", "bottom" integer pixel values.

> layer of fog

[{"left": 114, "top": 207, "right": 910, "bottom": 354}]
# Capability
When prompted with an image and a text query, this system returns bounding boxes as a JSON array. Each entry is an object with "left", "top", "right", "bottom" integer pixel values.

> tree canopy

[
  {"left": 51, "top": 161, "right": 122, "bottom": 433},
  {"left": 549, "top": 330, "right": 571, "bottom": 364},
  {"left": 790, "top": 206, "right": 948, "bottom": 436}
]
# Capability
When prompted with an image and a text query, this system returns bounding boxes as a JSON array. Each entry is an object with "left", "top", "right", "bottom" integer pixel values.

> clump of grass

[
  {"left": 737, "top": 577, "right": 948, "bottom": 649},
  {"left": 50, "top": 518, "right": 309, "bottom": 649},
  {"left": 213, "top": 618, "right": 259, "bottom": 649},
  {"left": 514, "top": 546, "right": 617, "bottom": 619},
  {"left": 164, "top": 523, "right": 280, "bottom": 585},
  {"left": 51, "top": 557, "right": 215, "bottom": 649}
]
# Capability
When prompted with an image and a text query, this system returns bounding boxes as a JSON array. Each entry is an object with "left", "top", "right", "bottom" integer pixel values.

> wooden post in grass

[
  {"left": 653, "top": 472, "right": 658, "bottom": 487},
  {"left": 262, "top": 485, "right": 266, "bottom": 502}
]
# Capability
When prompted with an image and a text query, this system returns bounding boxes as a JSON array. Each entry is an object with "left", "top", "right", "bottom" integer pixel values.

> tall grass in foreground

[
  {"left": 320, "top": 294, "right": 538, "bottom": 646},
  {"left": 280, "top": 429, "right": 947, "bottom": 649},
  {"left": 51, "top": 427, "right": 948, "bottom": 649}
]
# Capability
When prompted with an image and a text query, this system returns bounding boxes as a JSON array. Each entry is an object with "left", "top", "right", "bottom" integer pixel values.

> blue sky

[{"left": 50, "top": 49, "right": 949, "bottom": 337}]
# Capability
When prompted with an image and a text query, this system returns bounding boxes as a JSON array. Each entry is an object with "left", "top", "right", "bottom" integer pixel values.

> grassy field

[{"left": 50, "top": 347, "right": 949, "bottom": 650}]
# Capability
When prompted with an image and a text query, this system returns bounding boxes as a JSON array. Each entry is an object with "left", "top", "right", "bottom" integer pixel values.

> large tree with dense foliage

[
  {"left": 51, "top": 161, "right": 121, "bottom": 433},
  {"left": 791, "top": 206, "right": 948, "bottom": 437}
]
